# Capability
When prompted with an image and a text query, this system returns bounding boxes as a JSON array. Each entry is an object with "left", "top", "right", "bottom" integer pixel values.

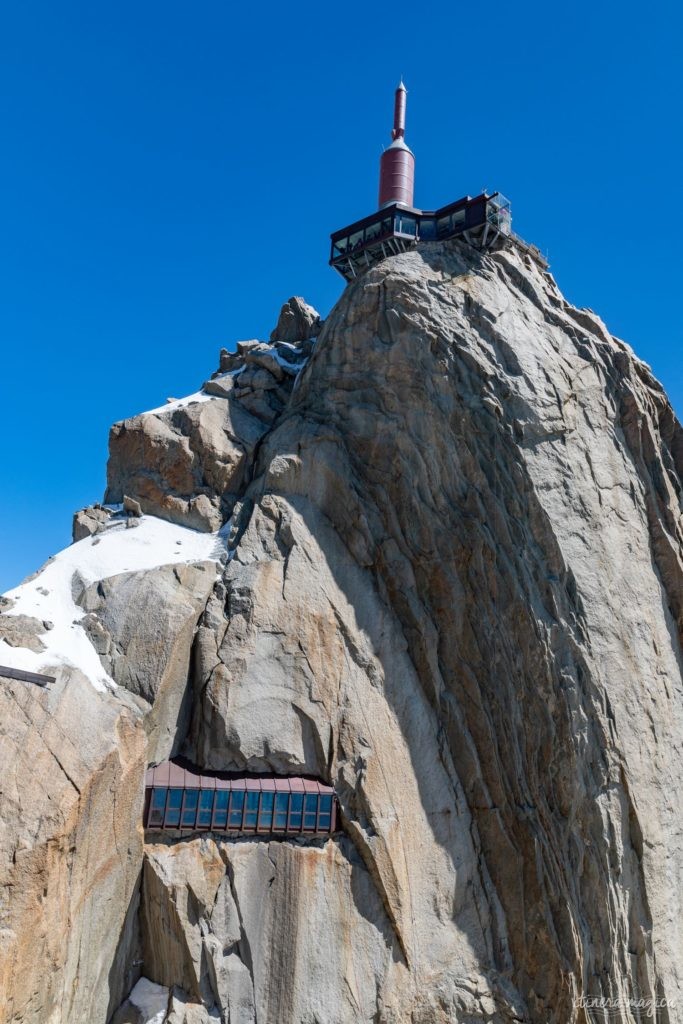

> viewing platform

[{"left": 330, "top": 191, "right": 513, "bottom": 282}]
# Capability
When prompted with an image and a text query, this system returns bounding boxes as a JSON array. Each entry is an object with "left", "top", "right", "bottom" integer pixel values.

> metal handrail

[{"left": 0, "top": 664, "right": 55, "bottom": 686}]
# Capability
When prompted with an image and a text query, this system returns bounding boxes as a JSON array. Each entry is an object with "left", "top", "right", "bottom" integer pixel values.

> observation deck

[{"left": 330, "top": 192, "right": 512, "bottom": 282}]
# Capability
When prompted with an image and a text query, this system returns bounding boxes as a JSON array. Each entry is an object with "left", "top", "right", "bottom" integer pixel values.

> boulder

[
  {"left": 203, "top": 374, "right": 237, "bottom": 399},
  {"left": 233, "top": 365, "right": 280, "bottom": 392},
  {"left": 243, "top": 348, "right": 286, "bottom": 382},
  {"left": 0, "top": 612, "right": 47, "bottom": 653},
  {"left": 73, "top": 503, "right": 113, "bottom": 542},
  {"left": 218, "top": 348, "right": 241, "bottom": 373},
  {"left": 123, "top": 495, "right": 143, "bottom": 517},
  {"left": 165, "top": 991, "right": 222, "bottom": 1024}
]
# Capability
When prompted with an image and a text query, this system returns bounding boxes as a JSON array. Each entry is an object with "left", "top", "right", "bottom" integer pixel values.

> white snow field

[{"left": 0, "top": 513, "right": 225, "bottom": 691}]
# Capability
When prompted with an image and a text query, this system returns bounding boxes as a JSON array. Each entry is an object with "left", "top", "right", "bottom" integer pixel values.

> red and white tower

[{"left": 378, "top": 81, "right": 415, "bottom": 209}]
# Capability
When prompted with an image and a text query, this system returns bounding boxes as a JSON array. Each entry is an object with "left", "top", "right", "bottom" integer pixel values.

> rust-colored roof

[{"left": 145, "top": 759, "right": 334, "bottom": 795}]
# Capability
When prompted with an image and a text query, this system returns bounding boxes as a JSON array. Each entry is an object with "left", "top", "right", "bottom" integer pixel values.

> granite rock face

[
  {"left": 0, "top": 667, "right": 147, "bottom": 1024},
  {"left": 1, "top": 241, "right": 682, "bottom": 1024},
  {"left": 77, "top": 561, "right": 218, "bottom": 763},
  {"left": 104, "top": 394, "right": 266, "bottom": 533}
]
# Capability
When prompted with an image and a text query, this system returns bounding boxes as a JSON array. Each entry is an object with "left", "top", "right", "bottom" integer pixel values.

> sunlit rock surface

[{"left": 1, "top": 248, "right": 682, "bottom": 1023}]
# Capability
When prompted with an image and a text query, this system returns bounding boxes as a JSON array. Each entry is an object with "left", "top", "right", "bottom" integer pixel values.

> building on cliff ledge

[{"left": 330, "top": 82, "right": 545, "bottom": 282}]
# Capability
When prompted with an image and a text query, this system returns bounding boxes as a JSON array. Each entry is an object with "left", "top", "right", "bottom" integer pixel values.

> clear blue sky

[{"left": 0, "top": 1, "right": 681, "bottom": 591}]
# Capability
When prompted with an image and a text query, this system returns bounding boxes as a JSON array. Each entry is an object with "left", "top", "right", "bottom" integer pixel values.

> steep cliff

[{"left": 1, "top": 241, "right": 682, "bottom": 1024}]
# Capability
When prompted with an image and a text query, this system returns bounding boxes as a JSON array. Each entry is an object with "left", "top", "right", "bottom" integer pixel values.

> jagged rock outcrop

[
  {"left": 1, "top": 242, "right": 682, "bottom": 1024},
  {"left": 104, "top": 395, "right": 266, "bottom": 532},
  {"left": 105, "top": 303, "right": 320, "bottom": 532},
  {"left": 269, "top": 295, "right": 322, "bottom": 343}
]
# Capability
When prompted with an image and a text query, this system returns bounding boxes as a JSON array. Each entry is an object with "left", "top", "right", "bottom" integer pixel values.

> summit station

[{"left": 329, "top": 83, "right": 537, "bottom": 282}]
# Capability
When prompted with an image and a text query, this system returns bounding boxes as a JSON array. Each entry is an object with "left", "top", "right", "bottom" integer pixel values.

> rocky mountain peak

[{"left": 1, "top": 235, "right": 681, "bottom": 1024}]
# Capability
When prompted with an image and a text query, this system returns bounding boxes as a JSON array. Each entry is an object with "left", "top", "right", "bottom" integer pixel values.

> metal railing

[{"left": 0, "top": 664, "right": 55, "bottom": 686}]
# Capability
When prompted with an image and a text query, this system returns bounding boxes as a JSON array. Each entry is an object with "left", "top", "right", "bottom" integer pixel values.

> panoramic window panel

[
  {"left": 151, "top": 788, "right": 167, "bottom": 810},
  {"left": 318, "top": 794, "right": 332, "bottom": 831},
  {"left": 258, "top": 792, "right": 274, "bottom": 830},
  {"left": 289, "top": 793, "right": 304, "bottom": 829},
  {"left": 149, "top": 789, "right": 166, "bottom": 826},
  {"left": 303, "top": 793, "right": 318, "bottom": 831},
  {"left": 164, "top": 788, "right": 183, "bottom": 827},
  {"left": 244, "top": 791, "right": 260, "bottom": 829},
  {"left": 364, "top": 219, "right": 383, "bottom": 243},
  {"left": 274, "top": 793, "right": 289, "bottom": 830},
  {"left": 213, "top": 790, "right": 229, "bottom": 828},
  {"left": 399, "top": 215, "right": 416, "bottom": 236},
  {"left": 197, "top": 789, "right": 214, "bottom": 827},
  {"left": 419, "top": 218, "right": 436, "bottom": 240},
  {"left": 228, "top": 791, "right": 245, "bottom": 828},
  {"left": 181, "top": 790, "right": 199, "bottom": 827},
  {"left": 436, "top": 216, "right": 451, "bottom": 239}
]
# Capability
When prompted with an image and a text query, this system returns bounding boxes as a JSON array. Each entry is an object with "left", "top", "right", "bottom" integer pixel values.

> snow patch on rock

[
  {"left": 128, "top": 977, "right": 169, "bottom": 1023},
  {"left": 0, "top": 514, "right": 225, "bottom": 691}
]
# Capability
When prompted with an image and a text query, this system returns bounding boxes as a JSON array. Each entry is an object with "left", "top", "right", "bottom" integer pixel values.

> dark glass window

[
  {"left": 333, "top": 238, "right": 348, "bottom": 256},
  {"left": 381, "top": 218, "right": 392, "bottom": 235},
  {"left": 244, "top": 792, "right": 260, "bottom": 829},
  {"left": 258, "top": 792, "right": 274, "bottom": 830},
  {"left": 289, "top": 793, "right": 303, "bottom": 830},
  {"left": 365, "top": 219, "right": 383, "bottom": 243},
  {"left": 318, "top": 794, "right": 333, "bottom": 831},
  {"left": 348, "top": 231, "right": 363, "bottom": 250},
  {"left": 274, "top": 793, "right": 289, "bottom": 830},
  {"left": 197, "top": 790, "right": 214, "bottom": 827},
  {"left": 149, "top": 789, "right": 166, "bottom": 827},
  {"left": 228, "top": 791, "right": 245, "bottom": 828},
  {"left": 303, "top": 794, "right": 318, "bottom": 831},
  {"left": 419, "top": 218, "right": 437, "bottom": 240},
  {"left": 452, "top": 209, "right": 466, "bottom": 230},
  {"left": 436, "top": 216, "right": 452, "bottom": 239},
  {"left": 181, "top": 790, "right": 199, "bottom": 827},
  {"left": 146, "top": 773, "right": 336, "bottom": 835},
  {"left": 165, "top": 788, "right": 183, "bottom": 827},
  {"left": 213, "top": 791, "right": 229, "bottom": 828},
  {"left": 398, "top": 215, "right": 416, "bottom": 236}
]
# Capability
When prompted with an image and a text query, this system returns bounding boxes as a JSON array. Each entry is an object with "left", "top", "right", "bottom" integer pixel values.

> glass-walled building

[
  {"left": 330, "top": 192, "right": 514, "bottom": 283},
  {"left": 144, "top": 760, "right": 338, "bottom": 837}
]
